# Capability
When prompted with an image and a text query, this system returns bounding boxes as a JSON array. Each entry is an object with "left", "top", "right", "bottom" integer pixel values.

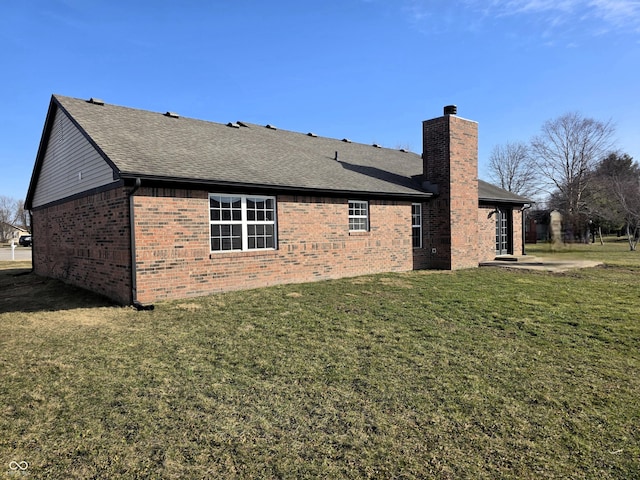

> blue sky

[{"left": 1, "top": 0, "right": 639, "bottom": 201}]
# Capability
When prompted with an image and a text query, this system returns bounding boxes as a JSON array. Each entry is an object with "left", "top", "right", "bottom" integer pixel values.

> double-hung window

[
  {"left": 209, "top": 194, "right": 276, "bottom": 252},
  {"left": 348, "top": 200, "right": 369, "bottom": 232},
  {"left": 412, "top": 203, "right": 422, "bottom": 248}
]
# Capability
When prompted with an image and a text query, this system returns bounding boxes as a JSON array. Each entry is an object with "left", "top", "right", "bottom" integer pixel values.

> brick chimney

[{"left": 422, "top": 106, "right": 479, "bottom": 269}]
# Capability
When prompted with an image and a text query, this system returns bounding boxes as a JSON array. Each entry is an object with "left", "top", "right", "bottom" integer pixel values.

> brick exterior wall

[
  {"left": 31, "top": 184, "right": 523, "bottom": 305},
  {"left": 478, "top": 206, "right": 496, "bottom": 261},
  {"left": 422, "top": 114, "right": 479, "bottom": 269},
  {"left": 132, "top": 189, "right": 418, "bottom": 303},
  {"left": 32, "top": 186, "right": 133, "bottom": 304},
  {"left": 512, "top": 209, "right": 524, "bottom": 256}
]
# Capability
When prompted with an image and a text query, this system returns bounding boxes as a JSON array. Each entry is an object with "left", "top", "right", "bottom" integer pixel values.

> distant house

[
  {"left": 25, "top": 96, "right": 530, "bottom": 305},
  {"left": 0, "top": 222, "right": 28, "bottom": 244}
]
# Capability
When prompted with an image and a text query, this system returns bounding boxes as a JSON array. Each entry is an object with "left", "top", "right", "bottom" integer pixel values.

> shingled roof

[
  {"left": 478, "top": 180, "right": 530, "bottom": 204},
  {"left": 28, "top": 95, "right": 530, "bottom": 205}
]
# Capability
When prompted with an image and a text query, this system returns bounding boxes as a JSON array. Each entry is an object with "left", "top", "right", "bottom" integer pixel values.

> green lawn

[
  {"left": 527, "top": 236, "right": 640, "bottom": 266},
  {"left": 1, "top": 243, "right": 639, "bottom": 479}
]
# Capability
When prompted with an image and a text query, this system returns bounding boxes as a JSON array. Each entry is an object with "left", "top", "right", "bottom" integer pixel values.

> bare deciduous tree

[
  {"left": 0, "top": 195, "right": 20, "bottom": 242},
  {"left": 531, "top": 112, "right": 615, "bottom": 239},
  {"left": 14, "top": 199, "right": 28, "bottom": 231},
  {"left": 488, "top": 141, "right": 538, "bottom": 198}
]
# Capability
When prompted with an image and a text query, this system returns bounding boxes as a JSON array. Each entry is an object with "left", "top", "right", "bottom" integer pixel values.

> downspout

[
  {"left": 28, "top": 210, "right": 34, "bottom": 273},
  {"left": 520, "top": 203, "right": 532, "bottom": 255},
  {"left": 128, "top": 178, "right": 144, "bottom": 308}
]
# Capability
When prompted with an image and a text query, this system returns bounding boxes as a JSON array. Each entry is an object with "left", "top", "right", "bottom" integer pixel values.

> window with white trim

[
  {"left": 412, "top": 203, "right": 422, "bottom": 248},
  {"left": 348, "top": 200, "right": 369, "bottom": 231},
  {"left": 209, "top": 194, "right": 276, "bottom": 252}
]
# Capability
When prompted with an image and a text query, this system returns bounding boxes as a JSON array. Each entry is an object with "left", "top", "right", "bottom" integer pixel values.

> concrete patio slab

[{"left": 480, "top": 256, "right": 602, "bottom": 273}]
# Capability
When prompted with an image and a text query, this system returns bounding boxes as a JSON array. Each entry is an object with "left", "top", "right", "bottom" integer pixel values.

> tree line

[{"left": 488, "top": 112, "right": 640, "bottom": 251}]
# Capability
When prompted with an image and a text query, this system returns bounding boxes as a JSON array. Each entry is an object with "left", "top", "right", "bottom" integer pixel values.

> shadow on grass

[{"left": 0, "top": 266, "right": 115, "bottom": 313}]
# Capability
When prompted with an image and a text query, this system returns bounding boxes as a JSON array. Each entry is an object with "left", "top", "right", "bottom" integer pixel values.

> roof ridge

[{"left": 52, "top": 95, "right": 417, "bottom": 154}]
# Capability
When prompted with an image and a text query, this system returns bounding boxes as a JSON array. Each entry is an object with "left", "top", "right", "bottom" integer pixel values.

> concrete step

[{"left": 492, "top": 255, "right": 536, "bottom": 262}]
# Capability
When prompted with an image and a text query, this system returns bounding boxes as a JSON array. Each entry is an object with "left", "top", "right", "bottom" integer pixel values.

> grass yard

[
  {"left": 1, "top": 242, "right": 639, "bottom": 479},
  {"left": 527, "top": 236, "right": 640, "bottom": 266}
]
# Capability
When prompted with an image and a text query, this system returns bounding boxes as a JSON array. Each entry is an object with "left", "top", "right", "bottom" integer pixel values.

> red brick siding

[
  {"left": 32, "top": 187, "right": 132, "bottom": 304},
  {"left": 478, "top": 206, "right": 496, "bottom": 262},
  {"left": 422, "top": 115, "right": 479, "bottom": 269},
  {"left": 30, "top": 185, "right": 523, "bottom": 304},
  {"left": 133, "top": 190, "right": 417, "bottom": 303},
  {"left": 513, "top": 209, "right": 523, "bottom": 256}
]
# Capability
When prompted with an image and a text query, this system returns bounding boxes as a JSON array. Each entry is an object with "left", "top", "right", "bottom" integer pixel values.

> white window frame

[
  {"left": 209, "top": 194, "right": 277, "bottom": 252},
  {"left": 412, "top": 203, "right": 422, "bottom": 248},
  {"left": 348, "top": 200, "right": 369, "bottom": 232}
]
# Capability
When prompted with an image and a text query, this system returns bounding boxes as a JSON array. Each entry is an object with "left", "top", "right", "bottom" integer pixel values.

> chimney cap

[{"left": 444, "top": 105, "right": 457, "bottom": 115}]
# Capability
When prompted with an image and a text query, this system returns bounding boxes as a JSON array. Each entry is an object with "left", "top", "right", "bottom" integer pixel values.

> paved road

[{"left": 0, "top": 246, "right": 32, "bottom": 261}]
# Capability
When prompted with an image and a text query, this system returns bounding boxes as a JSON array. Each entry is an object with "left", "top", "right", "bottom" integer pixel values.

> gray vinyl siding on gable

[{"left": 32, "top": 109, "right": 115, "bottom": 208}]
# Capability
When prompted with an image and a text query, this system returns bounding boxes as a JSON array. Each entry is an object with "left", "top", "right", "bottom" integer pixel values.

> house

[
  {"left": 25, "top": 95, "right": 530, "bottom": 305},
  {"left": 0, "top": 222, "right": 29, "bottom": 244}
]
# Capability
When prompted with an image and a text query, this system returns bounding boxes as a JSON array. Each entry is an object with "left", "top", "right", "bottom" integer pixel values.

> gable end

[{"left": 27, "top": 98, "right": 120, "bottom": 209}]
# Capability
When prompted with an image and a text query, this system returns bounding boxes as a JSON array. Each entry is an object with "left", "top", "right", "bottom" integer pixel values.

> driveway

[{"left": 0, "top": 246, "right": 32, "bottom": 262}]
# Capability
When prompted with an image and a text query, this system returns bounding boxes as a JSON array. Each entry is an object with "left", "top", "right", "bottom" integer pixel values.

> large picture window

[
  {"left": 348, "top": 200, "right": 369, "bottom": 231},
  {"left": 209, "top": 194, "right": 276, "bottom": 252},
  {"left": 412, "top": 203, "right": 422, "bottom": 248}
]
